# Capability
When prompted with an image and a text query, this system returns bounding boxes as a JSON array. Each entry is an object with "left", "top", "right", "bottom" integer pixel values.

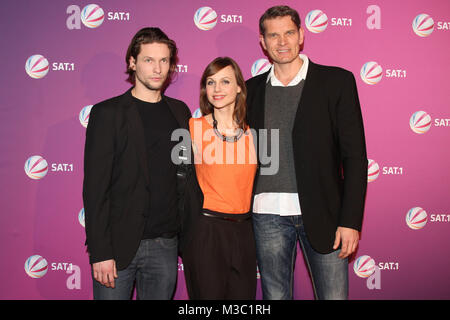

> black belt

[{"left": 202, "top": 212, "right": 251, "bottom": 222}]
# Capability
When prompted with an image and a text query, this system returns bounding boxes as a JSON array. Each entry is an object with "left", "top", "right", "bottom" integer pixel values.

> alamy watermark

[{"left": 170, "top": 126, "right": 280, "bottom": 176}]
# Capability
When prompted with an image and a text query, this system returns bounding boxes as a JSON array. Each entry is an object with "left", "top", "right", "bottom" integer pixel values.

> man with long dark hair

[
  {"left": 246, "top": 6, "right": 368, "bottom": 300},
  {"left": 83, "top": 27, "right": 190, "bottom": 299}
]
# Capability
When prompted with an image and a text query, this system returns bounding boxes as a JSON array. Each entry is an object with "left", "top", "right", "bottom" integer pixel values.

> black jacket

[
  {"left": 82, "top": 88, "right": 191, "bottom": 270},
  {"left": 246, "top": 60, "right": 368, "bottom": 254}
]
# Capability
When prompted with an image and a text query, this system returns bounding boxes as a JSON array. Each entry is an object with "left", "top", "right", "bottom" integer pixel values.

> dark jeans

[
  {"left": 253, "top": 214, "right": 348, "bottom": 300},
  {"left": 92, "top": 237, "right": 178, "bottom": 300}
]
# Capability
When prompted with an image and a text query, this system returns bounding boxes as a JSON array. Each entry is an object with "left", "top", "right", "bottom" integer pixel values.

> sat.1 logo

[
  {"left": 24, "top": 155, "right": 48, "bottom": 180},
  {"left": 412, "top": 14, "right": 434, "bottom": 37},
  {"left": 25, "top": 54, "right": 75, "bottom": 79},
  {"left": 66, "top": 4, "right": 131, "bottom": 30},
  {"left": 194, "top": 7, "right": 218, "bottom": 30},
  {"left": 25, "top": 55, "right": 49, "bottom": 79},
  {"left": 24, "top": 155, "right": 74, "bottom": 179},
  {"left": 193, "top": 7, "right": 243, "bottom": 31},
  {"left": 360, "top": 61, "right": 383, "bottom": 85},
  {"left": 251, "top": 59, "right": 272, "bottom": 77},
  {"left": 409, "top": 111, "right": 431, "bottom": 134},
  {"left": 305, "top": 9, "right": 328, "bottom": 33},
  {"left": 24, "top": 255, "right": 48, "bottom": 278}
]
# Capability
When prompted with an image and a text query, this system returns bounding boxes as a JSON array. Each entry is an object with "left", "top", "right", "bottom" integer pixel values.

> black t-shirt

[{"left": 134, "top": 96, "right": 179, "bottom": 239}]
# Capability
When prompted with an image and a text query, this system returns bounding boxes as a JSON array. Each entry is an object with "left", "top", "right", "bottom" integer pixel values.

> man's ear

[
  {"left": 129, "top": 56, "right": 136, "bottom": 71},
  {"left": 298, "top": 27, "right": 305, "bottom": 47},
  {"left": 259, "top": 34, "right": 267, "bottom": 51}
]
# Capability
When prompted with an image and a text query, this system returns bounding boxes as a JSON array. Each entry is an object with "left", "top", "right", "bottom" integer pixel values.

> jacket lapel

[
  {"left": 249, "top": 71, "right": 269, "bottom": 132},
  {"left": 163, "top": 96, "right": 189, "bottom": 130},
  {"left": 292, "top": 60, "right": 318, "bottom": 134}
]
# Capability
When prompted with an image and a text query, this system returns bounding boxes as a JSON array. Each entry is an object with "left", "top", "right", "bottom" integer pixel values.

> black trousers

[{"left": 183, "top": 213, "right": 257, "bottom": 300}]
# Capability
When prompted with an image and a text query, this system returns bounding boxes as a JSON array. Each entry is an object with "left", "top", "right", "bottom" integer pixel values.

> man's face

[
  {"left": 129, "top": 42, "right": 171, "bottom": 91},
  {"left": 260, "top": 16, "right": 304, "bottom": 65}
]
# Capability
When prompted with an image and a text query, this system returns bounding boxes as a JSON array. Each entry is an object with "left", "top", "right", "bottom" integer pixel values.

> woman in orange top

[{"left": 183, "top": 57, "right": 258, "bottom": 299}]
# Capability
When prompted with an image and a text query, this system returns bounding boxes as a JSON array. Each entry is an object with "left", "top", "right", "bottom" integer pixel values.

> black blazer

[
  {"left": 246, "top": 60, "right": 368, "bottom": 254},
  {"left": 82, "top": 88, "right": 191, "bottom": 270}
]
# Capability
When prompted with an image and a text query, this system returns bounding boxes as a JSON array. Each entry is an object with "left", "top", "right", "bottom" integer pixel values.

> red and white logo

[
  {"left": 251, "top": 59, "right": 272, "bottom": 77},
  {"left": 412, "top": 14, "right": 434, "bottom": 37},
  {"left": 24, "top": 255, "right": 48, "bottom": 278},
  {"left": 353, "top": 255, "right": 376, "bottom": 278},
  {"left": 410, "top": 111, "right": 432, "bottom": 134},
  {"left": 25, "top": 55, "right": 49, "bottom": 79},
  {"left": 79, "top": 105, "right": 93, "bottom": 128},
  {"left": 368, "top": 159, "right": 380, "bottom": 182},
  {"left": 192, "top": 107, "right": 202, "bottom": 119},
  {"left": 360, "top": 61, "right": 383, "bottom": 85},
  {"left": 81, "top": 4, "right": 105, "bottom": 28},
  {"left": 194, "top": 7, "right": 218, "bottom": 31},
  {"left": 24, "top": 155, "right": 48, "bottom": 180},
  {"left": 406, "top": 207, "right": 428, "bottom": 230},
  {"left": 78, "top": 208, "right": 85, "bottom": 228},
  {"left": 305, "top": 10, "right": 328, "bottom": 33}
]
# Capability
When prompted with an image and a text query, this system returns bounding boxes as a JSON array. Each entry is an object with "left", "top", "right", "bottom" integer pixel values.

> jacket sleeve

[
  {"left": 336, "top": 71, "right": 368, "bottom": 231},
  {"left": 82, "top": 102, "right": 116, "bottom": 264}
]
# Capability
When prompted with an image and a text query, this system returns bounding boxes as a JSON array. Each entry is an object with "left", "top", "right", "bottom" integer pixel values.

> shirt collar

[{"left": 266, "top": 54, "right": 309, "bottom": 87}]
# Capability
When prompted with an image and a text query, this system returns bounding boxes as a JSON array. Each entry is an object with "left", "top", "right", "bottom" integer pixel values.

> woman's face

[{"left": 205, "top": 65, "right": 241, "bottom": 111}]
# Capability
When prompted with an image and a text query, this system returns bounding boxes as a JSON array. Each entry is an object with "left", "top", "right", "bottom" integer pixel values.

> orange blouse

[{"left": 189, "top": 117, "right": 257, "bottom": 214}]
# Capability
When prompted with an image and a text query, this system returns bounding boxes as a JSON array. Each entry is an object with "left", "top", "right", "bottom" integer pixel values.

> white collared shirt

[
  {"left": 266, "top": 53, "right": 309, "bottom": 87},
  {"left": 254, "top": 54, "right": 309, "bottom": 216}
]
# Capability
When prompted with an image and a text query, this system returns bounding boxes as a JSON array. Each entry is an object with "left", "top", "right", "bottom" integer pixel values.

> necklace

[{"left": 211, "top": 112, "right": 244, "bottom": 143}]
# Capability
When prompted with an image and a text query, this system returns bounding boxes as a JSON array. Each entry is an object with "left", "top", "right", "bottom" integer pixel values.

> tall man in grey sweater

[{"left": 246, "top": 6, "right": 367, "bottom": 300}]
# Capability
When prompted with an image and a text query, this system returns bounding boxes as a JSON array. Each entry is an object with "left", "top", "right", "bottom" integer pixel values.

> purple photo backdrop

[{"left": 1, "top": 0, "right": 449, "bottom": 299}]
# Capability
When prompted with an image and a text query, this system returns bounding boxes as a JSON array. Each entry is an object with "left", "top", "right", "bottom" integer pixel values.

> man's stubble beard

[{"left": 135, "top": 72, "right": 169, "bottom": 92}]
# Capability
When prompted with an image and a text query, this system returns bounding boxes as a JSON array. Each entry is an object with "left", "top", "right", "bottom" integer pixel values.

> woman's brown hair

[{"left": 199, "top": 57, "right": 248, "bottom": 130}]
